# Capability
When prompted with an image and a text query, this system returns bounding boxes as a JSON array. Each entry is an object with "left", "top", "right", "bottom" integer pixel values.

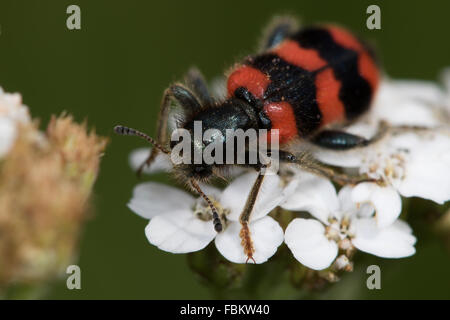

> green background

[{"left": 0, "top": 0, "right": 449, "bottom": 299}]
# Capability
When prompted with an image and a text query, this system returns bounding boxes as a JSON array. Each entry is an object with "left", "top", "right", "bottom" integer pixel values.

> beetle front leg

[
  {"left": 259, "top": 15, "right": 299, "bottom": 51},
  {"left": 238, "top": 169, "right": 266, "bottom": 263},
  {"left": 310, "top": 121, "right": 388, "bottom": 150},
  {"left": 279, "top": 150, "right": 376, "bottom": 185},
  {"left": 137, "top": 83, "right": 203, "bottom": 176}
]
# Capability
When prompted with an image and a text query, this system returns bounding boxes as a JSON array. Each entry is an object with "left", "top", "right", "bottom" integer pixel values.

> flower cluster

[
  {"left": 0, "top": 87, "right": 107, "bottom": 295},
  {"left": 127, "top": 73, "right": 450, "bottom": 275}
]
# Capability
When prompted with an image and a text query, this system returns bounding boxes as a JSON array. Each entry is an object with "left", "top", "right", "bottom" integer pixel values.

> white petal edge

[
  {"left": 338, "top": 185, "right": 375, "bottom": 219},
  {"left": 398, "top": 159, "right": 450, "bottom": 204},
  {"left": 0, "top": 118, "right": 17, "bottom": 158},
  {"left": 220, "top": 172, "right": 284, "bottom": 222},
  {"left": 281, "top": 173, "right": 338, "bottom": 223},
  {"left": 284, "top": 218, "right": 338, "bottom": 270},
  {"left": 352, "top": 218, "right": 416, "bottom": 258},
  {"left": 145, "top": 209, "right": 216, "bottom": 253},
  {"left": 371, "top": 80, "right": 446, "bottom": 127},
  {"left": 128, "top": 182, "right": 195, "bottom": 219},
  {"left": 311, "top": 146, "right": 365, "bottom": 168},
  {"left": 215, "top": 216, "right": 284, "bottom": 264},
  {"left": 395, "top": 133, "right": 450, "bottom": 204},
  {"left": 352, "top": 183, "right": 402, "bottom": 228}
]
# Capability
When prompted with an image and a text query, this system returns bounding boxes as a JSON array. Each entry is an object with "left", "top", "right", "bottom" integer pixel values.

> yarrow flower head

[
  {"left": 125, "top": 73, "right": 450, "bottom": 286},
  {"left": 129, "top": 171, "right": 296, "bottom": 263},
  {"left": 313, "top": 78, "right": 450, "bottom": 227},
  {"left": 282, "top": 173, "right": 416, "bottom": 270}
]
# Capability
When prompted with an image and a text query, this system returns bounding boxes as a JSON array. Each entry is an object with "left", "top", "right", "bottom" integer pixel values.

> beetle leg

[
  {"left": 185, "top": 67, "right": 214, "bottom": 106},
  {"left": 279, "top": 150, "right": 377, "bottom": 185},
  {"left": 238, "top": 169, "right": 266, "bottom": 263},
  {"left": 311, "top": 121, "right": 388, "bottom": 150},
  {"left": 259, "top": 15, "right": 299, "bottom": 51},
  {"left": 137, "top": 83, "right": 204, "bottom": 176}
]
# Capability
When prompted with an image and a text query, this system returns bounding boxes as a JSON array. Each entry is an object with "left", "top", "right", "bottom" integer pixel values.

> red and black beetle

[{"left": 115, "top": 17, "right": 380, "bottom": 262}]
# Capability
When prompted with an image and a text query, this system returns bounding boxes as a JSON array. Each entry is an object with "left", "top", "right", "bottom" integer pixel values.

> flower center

[
  {"left": 360, "top": 147, "right": 408, "bottom": 183},
  {"left": 325, "top": 216, "right": 355, "bottom": 242},
  {"left": 325, "top": 215, "right": 357, "bottom": 268}
]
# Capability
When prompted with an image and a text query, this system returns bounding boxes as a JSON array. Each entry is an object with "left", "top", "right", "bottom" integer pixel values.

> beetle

[{"left": 115, "top": 16, "right": 381, "bottom": 262}]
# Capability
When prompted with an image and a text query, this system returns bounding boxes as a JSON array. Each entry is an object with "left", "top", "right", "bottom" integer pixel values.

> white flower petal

[
  {"left": 338, "top": 185, "right": 375, "bottom": 218},
  {"left": 399, "top": 159, "right": 450, "bottom": 204},
  {"left": 352, "top": 218, "right": 416, "bottom": 258},
  {"left": 352, "top": 183, "right": 401, "bottom": 228},
  {"left": 311, "top": 146, "right": 365, "bottom": 168},
  {"left": 0, "top": 118, "right": 17, "bottom": 158},
  {"left": 394, "top": 133, "right": 450, "bottom": 204},
  {"left": 389, "top": 80, "right": 444, "bottom": 103},
  {"left": 372, "top": 80, "right": 445, "bottom": 127},
  {"left": 344, "top": 121, "right": 379, "bottom": 139},
  {"left": 145, "top": 209, "right": 216, "bottom": 253},
  {"left": 215, "top": 216, "right": 283, "bottom": 264},
  {"left": 377, "top": 102, "right": 442, "bottom": 127},
  {"left": 128, "top": 182, "right": 195, "bottom": 219},
  {"left": 282, "top": 173, "right": 338, "bottom": 223},
  {"left": 129, "top": 148, "right": 172, "bottom": 174},
  {"left": 284, "top": 218, "right": 338, "bottom": 270},
  {"left": 337, "top": 185, "right": 356, "bottom": 216},
  {"left": 220, "top": 172, "right": 284, "bottom": 222},
  {"left": 0, "top": 88, "right": 31, "bottom": 124}
]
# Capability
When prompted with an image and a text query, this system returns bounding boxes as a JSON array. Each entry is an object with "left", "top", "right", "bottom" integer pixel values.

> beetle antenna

[
  {"left": 190, "top": 179, "right": 223, "bottom": 233},
  {"left": 114, "top": 125, "right": 170, "bottom": 154}
]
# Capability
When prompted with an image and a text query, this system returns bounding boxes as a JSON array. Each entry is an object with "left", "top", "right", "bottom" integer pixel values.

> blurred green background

[{"left": 0, "top": 0, "right": 449, "bottom": 299}]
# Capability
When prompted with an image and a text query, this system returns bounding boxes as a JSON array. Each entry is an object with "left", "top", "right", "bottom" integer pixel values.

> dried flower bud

[{"left": 0, "top": 88, "right": 107, "bottom": 295}]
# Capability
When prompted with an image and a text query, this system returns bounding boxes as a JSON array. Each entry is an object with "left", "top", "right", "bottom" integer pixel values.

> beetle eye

[
  {"left": 194, "top": 166, "right": 206, "bottom": 173},
  {"left": 192, "top": 165, "right": 212, "bottom": 178}
]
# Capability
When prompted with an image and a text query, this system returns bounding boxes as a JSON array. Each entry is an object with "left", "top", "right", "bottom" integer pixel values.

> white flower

[
  {"left": 282, "top": 178, "right": 416, "bottom": 270},
  {"left": 0, "top": 87, "right": 31, "bottom": 158},
  {"left": 123, "top": 75, "right": 449, "bottom": 271},
  {"left": 369, "top": 79, "right": 448, "bottom": 128},
  {"left": 314, "top": 130, "right": 450, "bottom": 227},
  {"left": 128, "top": 171, "right": 292, "bottom": 264},
  {"left": 312, "top": 78, "right": 450, "bottom": 227}
]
